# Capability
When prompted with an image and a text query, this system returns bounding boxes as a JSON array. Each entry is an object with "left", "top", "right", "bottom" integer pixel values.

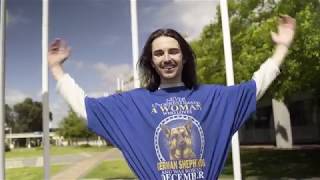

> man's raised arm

[
  {"left": 48, "top": 39, "right": 87, "bottom": 119},
  {"left": 253, "top": 15, "right": 296, "bottom": 100}
]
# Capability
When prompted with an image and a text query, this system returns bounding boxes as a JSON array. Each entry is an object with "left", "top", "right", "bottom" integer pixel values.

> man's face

[{"left": 151, "top": 36, "right": 184, "bottom": 84}]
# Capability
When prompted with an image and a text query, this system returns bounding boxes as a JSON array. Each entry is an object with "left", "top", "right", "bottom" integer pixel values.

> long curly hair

[{"left": 138, "top": 28, "right": 197, "bottom": 91}]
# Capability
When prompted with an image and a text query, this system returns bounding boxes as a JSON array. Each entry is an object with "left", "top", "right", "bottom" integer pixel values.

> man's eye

[
  {"left": 153, "top": 50, "right": 164, "bottom": 57},
  {"left": 168, "top": 48, "right": 180, "bottom": 55}
]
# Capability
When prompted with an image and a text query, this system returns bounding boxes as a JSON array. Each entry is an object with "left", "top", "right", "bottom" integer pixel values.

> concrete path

[
  {"left": 51, "top": 148, "right": 124, "bottom": 180},
  {"left": 6, "top": 152, "right": 92, "bottom": 169}
]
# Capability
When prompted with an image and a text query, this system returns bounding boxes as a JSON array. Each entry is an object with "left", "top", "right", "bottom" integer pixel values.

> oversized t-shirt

[{"left": 85, "top": 80, "right": 256, "bottom": 180}]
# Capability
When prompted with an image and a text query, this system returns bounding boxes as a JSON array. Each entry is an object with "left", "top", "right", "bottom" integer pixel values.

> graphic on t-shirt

[
  {"left": 154, "top": 115, "right": 205, "bottom": 179},
  {"left": 161, "top": 120, "right": 196, "bottom": 160},
  {"left": 151, "top": 97, "right": 202, "bottom": 115}
]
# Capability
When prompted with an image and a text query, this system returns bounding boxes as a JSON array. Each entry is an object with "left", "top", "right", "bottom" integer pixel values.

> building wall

[{"left": 239, "top": 94, "right": 320, "bottom": 145}]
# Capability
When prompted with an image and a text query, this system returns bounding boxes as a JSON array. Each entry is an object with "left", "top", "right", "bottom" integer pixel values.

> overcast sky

[{"left": 3, "top": 0, "right": 219, "bottom": 127}]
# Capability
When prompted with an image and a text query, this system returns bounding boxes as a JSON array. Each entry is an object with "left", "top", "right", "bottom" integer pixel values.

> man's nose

[{"left": 164, "top": 52, "right": 171, "bottom": 61}]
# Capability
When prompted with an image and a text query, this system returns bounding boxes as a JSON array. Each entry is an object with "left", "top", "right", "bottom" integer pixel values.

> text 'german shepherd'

[{"left": 161, "top": 120, "right": 196, "bottom": 160}]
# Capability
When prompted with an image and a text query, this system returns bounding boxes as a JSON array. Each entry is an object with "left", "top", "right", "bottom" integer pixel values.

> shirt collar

[{"left": 159, "top": 82, "right": 185, "bottom": 89}]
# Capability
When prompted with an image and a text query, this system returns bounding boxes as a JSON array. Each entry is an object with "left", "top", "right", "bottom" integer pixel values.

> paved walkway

[
  {"left": 51, "top": 148, "right": 124, "bottom": 180},
  {"left": 6, "top": 153, "right": 92, "bottom": 169}
]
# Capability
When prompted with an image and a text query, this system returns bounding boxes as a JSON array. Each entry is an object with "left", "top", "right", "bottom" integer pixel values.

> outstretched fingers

[
  {"left": 49, "top": 38, "right": 71, "bottom": 55},
  {"left": 279, "top": 15, "right": 296, "bottom": 30}
]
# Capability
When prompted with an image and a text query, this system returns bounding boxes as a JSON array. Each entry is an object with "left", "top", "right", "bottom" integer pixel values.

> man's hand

[
  {"left": 271, "top": 15, "right": 296, "bottom": 48},
  {"left": 48, "top": 39, "right": 71, "bottom": 80},
  {"left": 48, "top": 38, "right": 71, "bottom": 68}
]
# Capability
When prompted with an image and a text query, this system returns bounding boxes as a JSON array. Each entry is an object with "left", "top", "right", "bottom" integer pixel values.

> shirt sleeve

[
  {"left": 252, "top": 58, "right": 280, "bottom": 100},
  {"left": 226, "top": 80, "right": 257, "bottom": 134},
  {"left": 84, "top": 94, "right": 131, "bottom": 149},
  {"left": 56, "top": 73, "right": 87, "bottom": 119}
]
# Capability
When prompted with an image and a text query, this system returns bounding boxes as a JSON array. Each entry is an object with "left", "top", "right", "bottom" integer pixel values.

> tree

[
  {"left": 5, "top": 104, "right": 14, "bottom": 130},
  {"left": 57, "top": 110, "right": 95, "bottom": 145},
  {"left": 13, "top": 98, "right": 43, "bottom": 132},
  {"left": 6, "top": 98, "right": 53, "bottom": 133},
  {"left": 192, "top": 0, "right": 320, "bottom": 100}
]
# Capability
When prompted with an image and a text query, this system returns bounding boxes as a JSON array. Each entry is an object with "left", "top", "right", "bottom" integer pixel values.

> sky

[{"left": 2, "top": 0, "right": 219, "bottom": 128}]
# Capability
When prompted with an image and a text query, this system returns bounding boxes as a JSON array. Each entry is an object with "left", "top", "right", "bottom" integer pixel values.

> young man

[{"left": 49, "top": 16, "right": 295, "bottom": 179}]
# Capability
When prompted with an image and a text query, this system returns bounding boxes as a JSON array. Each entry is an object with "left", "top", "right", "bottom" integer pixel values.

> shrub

[
  {"left": 79, "top": 144, "right": 91, "bottom": 148},
  {"left": 5, "top": 143, "right": 11, "bottom": 152}
]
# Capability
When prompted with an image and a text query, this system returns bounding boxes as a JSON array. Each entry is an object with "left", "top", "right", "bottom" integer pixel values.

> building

[{"left": 239, "top": 93, "right": 320, "bottom": 145}]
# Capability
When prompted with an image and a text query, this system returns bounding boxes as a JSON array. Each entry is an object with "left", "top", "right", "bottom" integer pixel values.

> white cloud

[
  {"left": 176, "top": 1, "right": 218, "bottom": 40},
  {"left": 64, "top": 59, "right": 86, "bottom": 71},
  {"left": 86, "top": 90, "right": 109, "bottom": 98},
  {"left": 141, "top": 0, "right": 218, "bottom": 40},
  {"left": 99, "top": 35, "right": 121, "bottom": 46},
  {"left": 50, "top": 97, "right": 69, "bottom": 128},
  {"left": 7, "top": 10, "right": 30, "bottom": 27},
  {"left": 93, "top": 63, "right": 133, "bottom": 93},
  {"left": 35, "top": 90, "right": 42, "bottom": 100},
  {"left": 48, "top": 62, "right": 134, "bottom": 127},
  {"left": 5, "top": 89, "right": 30, "bottom": 106},
  {"left": 75, "top": 61, "right": 84, "bottom": 69}
]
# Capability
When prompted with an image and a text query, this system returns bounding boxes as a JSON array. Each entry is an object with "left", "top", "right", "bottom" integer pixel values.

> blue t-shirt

[{"left": 85, "top": 80, "right": 256, "bottom": 180}]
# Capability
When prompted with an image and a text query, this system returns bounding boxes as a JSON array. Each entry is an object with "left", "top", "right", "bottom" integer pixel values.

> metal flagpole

[
  {"left": 130, "top": 0, "right": 140, "bottom": 88},
  {"left": 219, "top": 0, "right": 242, "bottom": 179},
  {"left": 0, "top": 0, "right": 7, "bottom": 179},
  {"left": 42, "top": 0, "right": 50, "bottom": 179}
]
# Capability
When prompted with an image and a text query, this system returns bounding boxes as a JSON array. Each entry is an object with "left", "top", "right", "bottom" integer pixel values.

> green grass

[
  {"left": 85, "top": 160, "right": 137, "bottom": 179},
  {"left": 85, "top": 148, "right": 320, "bottom": 179},
  {"left": 6, "top": 146, "right": 109, "bottom": 159},
  {"left": 222, "top": 148, "right": 320, "bottom": 178},
  {"left": 6, "top": 165, "right": 65, "bottom": 180},
  {"left": 85, "top": 160, "right": 234, "bottom": 180}
]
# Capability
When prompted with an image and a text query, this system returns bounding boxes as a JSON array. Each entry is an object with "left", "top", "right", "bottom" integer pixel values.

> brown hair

[{"left": 138, "top": 28, "right": 197, "bottom": 91}]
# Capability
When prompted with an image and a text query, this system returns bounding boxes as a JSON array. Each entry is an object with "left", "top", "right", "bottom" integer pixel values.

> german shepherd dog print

[{"left": 161, "top": 120, "right": 196, "bottom": 160}]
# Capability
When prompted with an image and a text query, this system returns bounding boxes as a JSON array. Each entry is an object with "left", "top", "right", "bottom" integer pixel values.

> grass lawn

[
  {"left": 85, "top": 148, "right": 320, "bottom": 179},
  {"left": 85, "top": 160, "right": 233, "bottom": 179},
  {"left": 85, "top": 160, "right": 137, "bottom": 179},
  {"left": 6, "top": 146, "right": 109, "bottom": 159},
  {"left": 222, "top": 148, "right": 320, "bottom": 179},
  {"left": 6, "top": 165, "right": 65, "bottom": 180}
]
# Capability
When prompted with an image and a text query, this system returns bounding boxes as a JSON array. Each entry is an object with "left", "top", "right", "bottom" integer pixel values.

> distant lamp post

[
  {"left": 4, "top": 127, "right": 12, "bottom": 149},
  {"left": 116, "top": 77, "right": 127, "bottom": 93},
  {"left": 116, "top": 78, "right": 122, "bottom": 93}
]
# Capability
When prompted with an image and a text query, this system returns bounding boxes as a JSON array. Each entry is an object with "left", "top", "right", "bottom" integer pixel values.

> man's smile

[{"left": 160, "top": 61, "right": 177, "bottom": 70}]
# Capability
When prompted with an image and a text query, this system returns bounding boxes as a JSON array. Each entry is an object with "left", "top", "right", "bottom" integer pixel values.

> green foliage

[
  {"left": 5, "top": 143, "right": 11, "bottom": 152},
  {"left": 57, "top": 110, "right": 95, "bottom": 142},
  {"left": 79, "top": 144, "right": 91, "bottom": 148},
  {"left": 192, "top": 0, "right": 320, "bottom": 100},
  {"left": 5, "top": 104, "right": 14, "bottom": 130},
  {"left": 5, "top": 98, "right": 53, "bottom": 133},
  {"left": 271, "top": 1, "right": 320, "bottom": 99},
  {"left": 191, "top": 23, "right": 226, "bottom": 85},
  {"left": 11, "top": 98, "right": 46, "bottom": 133}
]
